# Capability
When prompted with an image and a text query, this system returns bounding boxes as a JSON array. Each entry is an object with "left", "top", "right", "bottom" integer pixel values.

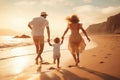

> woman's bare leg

[
  {"left": 53, "top": 58, "right": 56, "bottom": 64},
  {"left": 77, "top": 52, "right": 80, "bottom": 63},
  {"left": 72, "top": 53, "right": 77, "bottom": 65}
]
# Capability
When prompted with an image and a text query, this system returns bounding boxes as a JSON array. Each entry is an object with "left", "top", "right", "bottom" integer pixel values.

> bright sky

[{"left": 0, "top": 0, "right": 120, "bottom": 36}]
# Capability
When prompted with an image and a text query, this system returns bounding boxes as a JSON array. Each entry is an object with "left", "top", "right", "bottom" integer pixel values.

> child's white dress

[{"left": 52, "top": 43, "right": 61, "bottom": 59}]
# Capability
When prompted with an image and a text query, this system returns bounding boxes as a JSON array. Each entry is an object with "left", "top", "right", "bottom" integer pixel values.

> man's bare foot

[
  {"left": 39, "top": 60, "right": 43, "bottom": 64},
  {"left": 35, "top": 58, "right": 39, "bottom": 65}
]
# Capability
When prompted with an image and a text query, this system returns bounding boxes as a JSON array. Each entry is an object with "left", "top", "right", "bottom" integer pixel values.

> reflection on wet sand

[
  {"left": 0, "top": 38, "right": 98, "bottom": 80},
  {"left": 37, "top": 63, "right": 42, "bottom": 73}
]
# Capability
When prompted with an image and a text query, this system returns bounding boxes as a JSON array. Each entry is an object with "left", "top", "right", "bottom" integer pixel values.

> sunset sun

[{"left": 12, "top": 17, "right": 25, "bottom": 28}]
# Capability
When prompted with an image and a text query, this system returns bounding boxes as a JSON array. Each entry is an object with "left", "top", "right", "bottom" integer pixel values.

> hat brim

[{"left": 41, "top": 14, "right": 48, "bottom": 16}]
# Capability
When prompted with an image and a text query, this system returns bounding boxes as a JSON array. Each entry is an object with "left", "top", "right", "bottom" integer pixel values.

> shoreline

[{"left": 0, "top": 34, "right": 120, "bottom": 80}]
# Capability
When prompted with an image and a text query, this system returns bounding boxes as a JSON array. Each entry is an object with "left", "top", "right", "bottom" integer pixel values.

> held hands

[
  {"left": 61, "top": 36, "right": 64, "bottom": 40},
  {"left": 47, "top": 38, "right": 50, "bottom": 42},
  {"left": 47, "top": 38, "right": 52, "bottom": 46},
  {"left": 47, "top": 38, "right": 50, "bottom": 44}
]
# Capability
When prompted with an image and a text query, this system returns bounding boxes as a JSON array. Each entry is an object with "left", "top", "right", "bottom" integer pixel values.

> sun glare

[
  {"left": 13, "top": 17, "right": 23, "bottom": 26},
  {"left": 12, "top": 17, "right": 25, "bottom": 28},
  {"left": 10, "top": 48, "right": 32, "bottom": 74}
]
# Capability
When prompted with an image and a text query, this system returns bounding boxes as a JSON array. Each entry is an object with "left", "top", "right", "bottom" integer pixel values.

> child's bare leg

[
  {"left": 53, "top": 58, "right": 56, "bottom": 64},
  {"left": 57, "top": 58, "right": 60, "bottom": 68}
]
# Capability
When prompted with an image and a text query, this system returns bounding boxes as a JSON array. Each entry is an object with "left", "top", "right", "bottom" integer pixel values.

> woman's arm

[
  {"left": 80, "top": 25, "right": 90, "bottom": 42},
  {"left": 61, "top": 26, "right": 69, "bottom": 40},
  {"left": 60, "top": 39, "right": 64, "bottom": 44}
]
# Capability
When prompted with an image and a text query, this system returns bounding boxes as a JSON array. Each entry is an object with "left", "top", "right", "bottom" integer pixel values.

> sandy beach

[{"left": 0, "top": 35, "right": 120, "bottom": 80}]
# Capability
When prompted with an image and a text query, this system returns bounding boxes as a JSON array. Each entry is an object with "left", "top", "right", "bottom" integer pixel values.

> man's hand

[
  {"left": 47, "top": 38, "right": 50, "bottom": 42},
  {"left": 87, "top": 37, "right": 90, "bottom": 42}
]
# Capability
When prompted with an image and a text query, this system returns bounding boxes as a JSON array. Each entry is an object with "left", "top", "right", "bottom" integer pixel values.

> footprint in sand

[
  {"left": 48, "top": 67, "right": 61, "bottom": 70},
  {"left": 48, "top": 67, "right": 56, "bottom": 70},
  {"left": 107, "top": 53, "right": 112, "bottom": 55},
  {"left": 68, "top": 65, "right": 76, "bottom": 68},
  {"left": 104, "top": 56, "right": 108, "bottom": 58},
  {"left": 99, "top": 61, "right": 104, "bottom": 64},
  {"left": 40, "top": 62, "right": 51, "bottom": 65},
  {"left": 92, "top": 55, "right": 97, "bottom": 57}
]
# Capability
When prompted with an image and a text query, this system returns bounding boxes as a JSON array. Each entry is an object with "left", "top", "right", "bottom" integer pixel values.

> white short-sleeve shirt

[{"left": 29, "top": 16, "right": 49, "bottom": 36}]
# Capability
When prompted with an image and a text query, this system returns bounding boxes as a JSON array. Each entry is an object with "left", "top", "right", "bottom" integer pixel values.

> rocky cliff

[{"left": 86, "top": 13, "right": 120, "bottom": 35}]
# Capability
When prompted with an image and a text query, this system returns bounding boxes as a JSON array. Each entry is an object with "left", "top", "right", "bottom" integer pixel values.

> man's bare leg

[{"left": 36, "top": 43, "right": 44, "bottom": 64}]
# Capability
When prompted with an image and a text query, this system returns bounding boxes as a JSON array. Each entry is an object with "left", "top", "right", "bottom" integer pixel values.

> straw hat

[{"left": 41, "top": 12, "right": 48, "bottom": 16}]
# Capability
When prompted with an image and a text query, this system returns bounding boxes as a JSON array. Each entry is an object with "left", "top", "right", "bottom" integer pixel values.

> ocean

[
  {"left": 0, "top": 36, "right": 97, "bottom": 60},
  {"left": 0, "top": 36, "right": 33, "bottom": 49}
]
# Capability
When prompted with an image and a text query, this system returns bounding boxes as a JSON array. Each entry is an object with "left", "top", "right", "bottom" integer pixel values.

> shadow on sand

[
  {"left": 57, "top": 69, "right": 89, "bottom": 80},
  {"left": 77, "top": 67, "right": 120, "bottom": 80},
  {"left": 36, "top": 63, "right": 120, "bottom": 80},
  {"left": 37, "top": 63, "right": 88, "bottom": 80},
  {"left": 37, "top": 64, "right": 60, "bottom": 80}
]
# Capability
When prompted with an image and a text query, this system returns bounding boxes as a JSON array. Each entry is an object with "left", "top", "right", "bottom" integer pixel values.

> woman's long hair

[{"left": 66, "top": 15, "right": 80, "bottom": 23}]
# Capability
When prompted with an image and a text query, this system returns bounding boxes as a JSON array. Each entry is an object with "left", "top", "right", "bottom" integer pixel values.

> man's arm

[
  {"left": 28, "top": 23, "right": 32, "bottom": 29},
  {"left": 49, "top": 41, "right": 52, "bottom": 46},
  {"left": 46, "top": 26, "right": 50, "bottom": 42}
]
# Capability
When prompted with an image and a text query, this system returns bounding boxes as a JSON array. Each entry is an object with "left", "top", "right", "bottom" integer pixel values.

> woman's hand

[
  {"left": 61, "top": 36, "right": 64, "bottom": 40},
  {"left": 61, "top": 39, "right": 64, "bottom": 44}
]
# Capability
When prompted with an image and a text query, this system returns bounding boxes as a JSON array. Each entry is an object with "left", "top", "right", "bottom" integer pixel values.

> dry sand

[{"left": 1, "top": 35, "right": 120, "bottom": 80}]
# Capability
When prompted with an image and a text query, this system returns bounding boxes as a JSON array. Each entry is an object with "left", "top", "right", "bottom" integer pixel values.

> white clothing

[
  {"left": 52, "top": 43, "right": 61, "bottom": 58},
  {"left": 29, "top": 16, "right": 49, "bottom": 36}
]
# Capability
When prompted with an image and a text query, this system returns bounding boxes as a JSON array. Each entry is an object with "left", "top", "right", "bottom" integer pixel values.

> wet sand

[{"left": 0, "top": 35, "right": 120, "bottom": 80}]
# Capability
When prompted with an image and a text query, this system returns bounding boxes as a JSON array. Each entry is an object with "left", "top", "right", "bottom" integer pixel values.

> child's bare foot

[
  {"left": 57, "top": 66, "right": 60, "bottom": 68},
  {"left": 53, "top": 61, "right": 56, "bottom": 64}
]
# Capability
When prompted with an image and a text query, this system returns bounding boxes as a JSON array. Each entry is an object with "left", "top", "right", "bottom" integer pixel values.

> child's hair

[{"left": 54, "top": 37, "right": 60, "bottom": 43}]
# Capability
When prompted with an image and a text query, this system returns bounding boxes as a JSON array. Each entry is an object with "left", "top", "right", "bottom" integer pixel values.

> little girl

[{"left": 49, "top": 37, "right": 63, "bottom": 68}]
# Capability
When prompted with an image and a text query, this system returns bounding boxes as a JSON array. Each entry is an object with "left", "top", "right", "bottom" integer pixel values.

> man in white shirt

[{"left": 28, "top": 12, "right": 50, "bottom": 64}]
